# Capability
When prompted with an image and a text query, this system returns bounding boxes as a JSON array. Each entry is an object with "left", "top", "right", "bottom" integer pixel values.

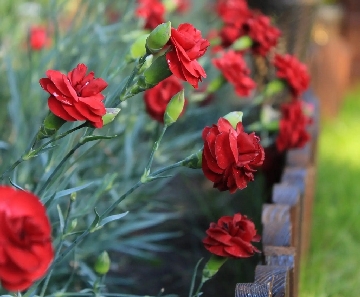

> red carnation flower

[
  {"left": 273, "top": 54, "right": 310, "bottom": 97},
  {"left": 144, "top": 76, "right": 185, "bottom": 123},
  {"left": 276, "top": 99, "right": 311, "bottom": 152},
  {"left": 203, "top": 213, "right": 261, "bottom": 258},
  {"left": 0, "top": 186, "right": 53, "bottom": 291},
  {"left": 135, "top": 0, "right": 165, "bottom": 30},
  {"left": 212, "top": 50, "right": 256, "bottom": 97},
  {"left": 166, "top": 23, "right": 210, "bottom": 88},
  {"left": 39, "top": 63, "right": 108, "bottom": 128},
  {"left": 216, "top": 0, "right": 250, "bottom": 27},
  {"left": 29, "top": 26, "right": 50, "bottom": 51},
  {"left": 245, "top": 13, "right": 281, "bottom": 56},
  {"left": 219, "top": 24, "right": 243, "bottom": 48},
  {"left": 202, "top": 118, "right": 265, "bottom": 193}
]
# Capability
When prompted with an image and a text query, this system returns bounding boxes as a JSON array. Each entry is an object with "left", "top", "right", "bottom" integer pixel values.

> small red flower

[
  {"left": 212, "top": 50, "right": 256, "bottom": 97},
  {"left": 166, "top": 23, "right": 210, "bottom": 88},
  {"left": 39, "top": 63, "right": 108, "bottom": 128},
  {"left": 245, "top": 13, "right": 281, "bottom": 56},
  {"left": 203, "top": 213, "right": 261, "bottom": 258},
  {"left": 0, "top": 186, "right": 53, "bottom": 291},
  {"left": 219, "top": 24, "right": 243, "bottom": 48},
  {"left": 216, "top": 0, "right": 250, "bottom": 27},
  {"left": 202, "top": 118, "right": 265, "bottom": 193},
  {"left": 273, "top": 54, "right": 310, "bottom": 97},
  {"left": 135, "top": 0, "right": 165, "bottom": 30},
  {"left": 144, "top": 76, "right": 185, "bottom": 123},
  {"left": 276, "top": 99, "right": 311, "bottom": 152},
  {"left": 29, "top": 26, "right": 50, "bottom": 51}
]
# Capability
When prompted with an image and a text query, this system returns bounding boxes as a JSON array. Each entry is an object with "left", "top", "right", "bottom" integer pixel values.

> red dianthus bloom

[
  {"left": 202, "top": 118, "right": 265, "bottom": 193},
  {"left": 29, "top": 26, "right": 50, "bottom": 51},
  {"left": 245, "top": 13, "right": 281, "bottom": 56},
  {"left": 166, "top": 23, "right": 210, "bottom": 88},
  {"left": 144, "top": 76, "right": 185, "bottom": 123},
  {"left": 276, "top": 99, "right": 311, "bottom": 152},
  {"left": 135, "top": 0, "right": 165, "bottom": 30},
  {"left": 203, "top": 213, "right": 261, "bottom": 258},
  {"left": 212, "top": 50, "right": 256, "bottom": 97},
  {"left": 273, "top": 54, "right": 310, "bottom": 97},
  {"left": 0, "top": 186, "right": 53, "bottom": 291},
  {"left": 39, "top": 63, "right": 108, "bottom": 128}
]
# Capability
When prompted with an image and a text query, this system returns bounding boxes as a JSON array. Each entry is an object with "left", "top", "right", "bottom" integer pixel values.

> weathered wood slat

[
  {"left": 235, "top": 283, "right": 270, "bottom": 297},
  {"left": 255, "top": 265, "right": 290, "bottom": 297}
]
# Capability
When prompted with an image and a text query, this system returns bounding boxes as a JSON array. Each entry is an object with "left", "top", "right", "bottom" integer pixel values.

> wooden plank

[
  {"left": 264, "top": 246, "right": 297, "bottom": 297},
  {"left": 255, "top": 265, "right": 290, "bottom": 297},
  {"left": 235, "top": 283, "right": 270, "bottom": 297},
  {"left": 262, "top": 204, "right": 291, "bottom": 246},
  {"left": 286, "top": 143, "right": 312, "bottom": 167}
]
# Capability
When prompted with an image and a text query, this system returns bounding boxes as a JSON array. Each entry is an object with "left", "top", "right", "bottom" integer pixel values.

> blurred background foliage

[{"left": 0, "top": 1, "right": 266, "bottom": 296}]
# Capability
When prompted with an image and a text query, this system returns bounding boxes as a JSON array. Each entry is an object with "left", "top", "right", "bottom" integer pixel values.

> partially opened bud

[
  {"left": 182, "top": 149, "right": 203, "bottom": 169},
  {"left": 164, "top": 89, "right": 185, "bottom": 126},
  {"left": 232, "top": 36, "right": 253, "bottom": 51},
  {"left": 94, "top": 251, "right": 111, "bottom": 275},
  {"left": 129, "top": 34, "right": 149, "bottom": 60},
  {"left": 146, "top": 21, "right": 171, "bottom": 54},
  {"left": 37, "top": 112, "right": 66, "bottom": 139},
  {"left": 264, "top": 79, "right": 286, "bottom": 97},
  {"left": 223, "top": 111, "right": 243, "bottom": 129},
  {"left": 143, "top": 55, "right": 172, "bottom": 87},
  {"left": 102, "top": 108, "right": 121, "bottom": 126}
]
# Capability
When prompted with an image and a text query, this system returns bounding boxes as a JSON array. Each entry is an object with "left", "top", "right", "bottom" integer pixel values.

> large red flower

[
  {"left": 202, "top": 118, "right": 265, "bottom": 193},
  {"left": 273, "top": 54, "right": 310, "bottom": 97},
  {"left": 135, "top": 0, "right": 165, "bottom": 30},
  {"left": 276, "top": 99, "right": 311, "bottom": 152},
  {"left": 144, "top": 76, "right": 185, "bottom": 123},
  {"left": 0, "top": 186, "right": 53, "bottom": 291},
  {"left": 203, "top": 213, "right": 261, "bottom": 258},
  {"left": 245, "top": 13, "right": 281, "bottom": 56},
  {"left": 212, "top": 50, "right": 256, "bottom": 97},
  {"left": 166, "top": 23, "right": 210, "bottom": 88},
  {"left": 39, "top": 63, "right": 108, "bottom": 128}
]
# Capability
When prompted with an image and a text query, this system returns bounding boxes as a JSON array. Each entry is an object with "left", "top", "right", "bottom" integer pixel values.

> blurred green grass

[{"left": 300, "top": 85, "right": 360, "bottom": 297}]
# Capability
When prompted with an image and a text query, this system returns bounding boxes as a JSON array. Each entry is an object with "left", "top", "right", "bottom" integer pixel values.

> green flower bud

[
  {"left": 207, "top": 75, "right": 226, "bottom": 93},
  {"left": 129, "top": 34, "right": 149, "bottom": 60},
  {"left": 94, "top": 251, "right": 111, "bottom": 275},
  {"left": 182, "top": 149, "right": 203, "bottom": 169},
  {"left": 164, "top": 89, "right": 185, "bottom": 126},
  {"left": 202, "top": 255, "right": 228, "bottom": 283},
  {"left": 163, "top": 0, "right": 177, "bottom": 12},
  {"left": 146, "top": 21, "right": 171, "bottom": 54},
  {"left": 232, "top": 36, "right": 253, "bottom": 51},
  {"left": 223, "top": 111, "right": 243, "bottom": 129},
  {"left": 37, "top": 112, "right": 66, "bottom": 140},
  {"left": 263, "top": 79, "right": 286, "bottom": 97},
  {"left": 102, "top": 108, "right": 121, "bottom": 126},
  {"left": 143, "top": 54, "right": 172, "bottom": 87}
]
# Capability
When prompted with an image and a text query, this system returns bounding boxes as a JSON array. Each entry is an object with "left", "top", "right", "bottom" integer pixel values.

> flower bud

[
  {"left": 102, "top": 108, "right": 121, "bottom": 126},
  {"left": 94, "top": 251, "right": 111, "bottom": 275},
  {"left": 37, "top": 112, "right": 66, "bottom": 139},
  {"left": 143, "top": 55, "right": 172, "bottom": 87},
  {"left": 263, "top": 79, "right": 286, "bottom": 97},
  {"left": 129, "top": 34, "right": 149, "bottom": 60},
  {"left": 164, "top": 89, "right": 185, "bottom": 126},
  {"left": 206, "top": 75, "right": 226, "bottom": 93},
  {"left": 202, "top": 255, "right": 227, "bottom": 282},
  {"left": 146, "top": 21, "right": 171, "bottom": 54},
  {"left": 182, "top": 149, "right": 203, "bottom": 169},
  {"left": 232, "top": 36, "right": 253, "bottom": 51},
  {"left": 223, "top": 111, "right": 243, "bottom": 129}
]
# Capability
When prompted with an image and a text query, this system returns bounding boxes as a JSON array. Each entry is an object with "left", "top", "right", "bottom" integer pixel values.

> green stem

[
  {"left": 40, "top": 198, "right": 75, "bottom": 297},
  {"left": 110, "top": 53, "right": 149, "bottom": 107},
  {"left": 36, "top": 142, "right": 83, "bottom": 197},
  {"left": 144, "top": 125, "right": 168, "bottom": 175},
  {"left": 0, "top": 159, "right": 23, "bottom": 181}
]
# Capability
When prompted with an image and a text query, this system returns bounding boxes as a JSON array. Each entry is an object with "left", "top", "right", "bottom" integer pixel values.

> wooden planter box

[{"left": 234, "top": 91, "right": 319, "bottom": 297}]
